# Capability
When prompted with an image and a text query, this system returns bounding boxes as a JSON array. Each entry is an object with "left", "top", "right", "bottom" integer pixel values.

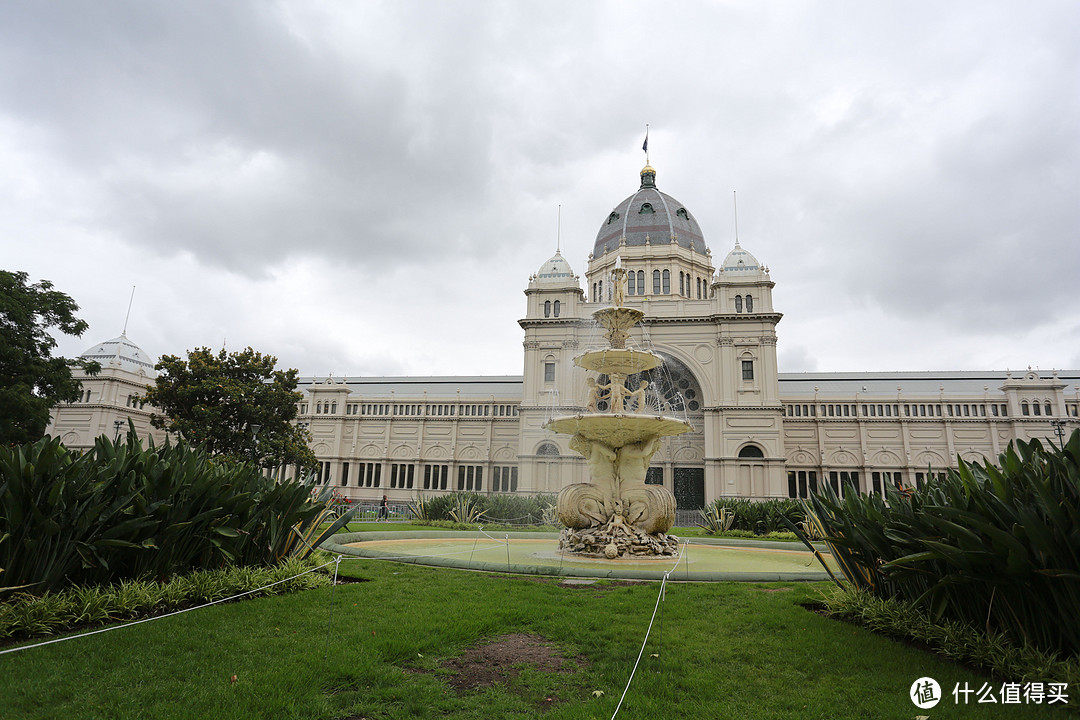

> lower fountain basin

[
  {"left": 545, "top": 414, "right": 692, "bottom": 445},
  {"left": 322, "top": 531, "right": 835, "bottom": 582}
]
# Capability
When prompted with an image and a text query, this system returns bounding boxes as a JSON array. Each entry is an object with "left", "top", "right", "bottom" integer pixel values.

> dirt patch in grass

[{"left": 439, "top": 633, "right": 586, "bottom": 694}]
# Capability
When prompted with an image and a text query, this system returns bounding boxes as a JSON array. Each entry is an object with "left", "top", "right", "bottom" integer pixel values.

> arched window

[
  {"left": 544, "top": 300, "right": 551, "bottom": 318},
  {"left": 637, "top": 270, "right": 644, "bottom": 294},
  {"left": 553, "top": 300, "right": 560, "bottom": 317},
  {"left": 537, "top": 442, "right": 560, "bottom": 456},
  {"left": 1046, "top": 402, "right": 1053, "bottom": 416},
  {"left": 746, "top": 294, "right": 753, "bottom": 312},
  {"left": 628, "top": 271, "right": 636, "bottom": 295},
  {"left": 735, "top": 295, "right": 743, "bottom": 313},
  {"left": 696, "top": 277, "right": 702, "bottom": 299},
  {"left": 676, "top": 208, "right": 689, "bottom": 220},
  {"left": 1021, "top": 402, "right": 1030, "bottom": 416},
  {"left": 639, "top": 203, "right": 654, "bottom": 214},
  {"left": 662, "top": 269, "right": 670, "bottom": 294},
  {"left": 1033, "top": 402, "right": 1041, "bottom": 416},
  {"left": 653, "top": 270, "right": 661, "bottom": 294},
  {"left": 598, "top": 280, "right": 603, "bottom": 302},
  {"left": 738, "top": 445, "right": 765, "bottom": 458},
  {"left": 679, "top": 272, "right": 684, "bottom": 296},
  {"left": 607, "top": 211, "right": 620, "bottom": 225},
  {"left": 316, "top": 402, "right": 322, "bottom": 414},
  {"left": 331, "top": 402, "right": 337, "bottom": 414},
  {"left": 592, "top": 282, "right": 597, "bottom": 302}
]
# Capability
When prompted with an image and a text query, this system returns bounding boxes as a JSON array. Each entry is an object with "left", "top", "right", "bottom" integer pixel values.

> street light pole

[
  {"left": 113, "top": 419, "right": 124, "bottom": 443},
  {"left": 1050, "top": 419, "right": 1066, "bottom": 448}
]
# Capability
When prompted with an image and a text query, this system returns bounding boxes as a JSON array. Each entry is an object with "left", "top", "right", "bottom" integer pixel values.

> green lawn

[{"left": 2, "top": 557, "right": 1072, "bottom": 719}]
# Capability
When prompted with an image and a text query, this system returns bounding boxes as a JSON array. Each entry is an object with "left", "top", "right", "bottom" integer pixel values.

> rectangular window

[
  {"left": 645, "top": 467, "right": 664, "bottom": 485},
  {"left": 544, "top": 362, "right": 555, "bottom": 383},
  {"left": 341, "top": 462, "right": 349, "bottom": 487},
  {"left": 741, "top": 360, "right": 754, "bottom": 382}
]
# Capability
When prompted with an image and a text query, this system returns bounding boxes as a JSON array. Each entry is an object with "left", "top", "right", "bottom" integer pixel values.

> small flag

[{"left": 642, "top": 135, "right": 648, "bottom": 154}]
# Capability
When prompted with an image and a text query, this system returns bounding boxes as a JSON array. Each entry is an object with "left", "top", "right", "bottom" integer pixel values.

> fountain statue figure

[{"left": 544, "top": 265, "right": 691, "bottom": 557}]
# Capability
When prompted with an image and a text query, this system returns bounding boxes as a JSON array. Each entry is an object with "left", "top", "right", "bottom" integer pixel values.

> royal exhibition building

[{"left": 47, "top": 164, "right": 1080, "bottom": 511}]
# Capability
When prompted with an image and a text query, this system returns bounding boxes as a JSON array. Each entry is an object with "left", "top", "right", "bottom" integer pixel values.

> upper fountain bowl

[{"left": 575, "top": 348, "right": 661, "bottom": 375}]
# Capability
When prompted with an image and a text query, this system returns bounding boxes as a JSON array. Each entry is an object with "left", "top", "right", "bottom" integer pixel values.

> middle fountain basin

[{"left": 545, "top": 413, "right": 692, "bottom": 446}]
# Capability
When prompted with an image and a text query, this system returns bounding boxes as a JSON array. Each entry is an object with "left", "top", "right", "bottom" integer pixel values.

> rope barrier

[
  {"left": 0, "top": 558, "right": 337, "bottom": 657},
  {"left": 609, "top": 570, "right": 671, "bottom": 720}
]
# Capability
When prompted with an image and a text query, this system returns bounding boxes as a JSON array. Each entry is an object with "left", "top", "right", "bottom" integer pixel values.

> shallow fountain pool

[{"left": 323, "top": 531, "right": 835, "bottom": 582}]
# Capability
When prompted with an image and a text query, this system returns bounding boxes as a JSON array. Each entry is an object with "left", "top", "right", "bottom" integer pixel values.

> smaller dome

[
  {"left": 719, "top": 243, "right": 761, "bottom": 274},
  {"left": 534, "top": 250, "right": 576, "bottom": 285},
  {"left": 80, "top": 333, "right": 157, "bottom": 376}
]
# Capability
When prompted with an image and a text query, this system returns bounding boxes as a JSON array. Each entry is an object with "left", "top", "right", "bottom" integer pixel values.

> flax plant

[{"left": 788, "top": 430, "right": 1080, "bottom": 658}]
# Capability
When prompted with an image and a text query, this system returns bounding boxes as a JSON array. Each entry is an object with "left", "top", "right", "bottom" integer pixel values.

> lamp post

[
  {"left": 113, "top": 419, "right": 124, "bottom": 442},
  {"left": 1050, "top": 419, "right": 1066, "bottom": 448}
]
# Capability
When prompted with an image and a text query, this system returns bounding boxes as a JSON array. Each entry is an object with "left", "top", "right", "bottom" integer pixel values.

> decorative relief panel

[{"left": 423, "top": 445, "right": 450, "bottom": 460}]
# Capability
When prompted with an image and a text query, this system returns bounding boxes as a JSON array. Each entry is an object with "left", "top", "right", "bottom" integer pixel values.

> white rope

[
  {"left": 609, "top": 570, "right": 671, "bottom": 720},
  {"left": 0, "top": 559, "right": 336, "bottom": 656},
  {"left": 478, "top": 526, "right": 511, "bottom": 544}
]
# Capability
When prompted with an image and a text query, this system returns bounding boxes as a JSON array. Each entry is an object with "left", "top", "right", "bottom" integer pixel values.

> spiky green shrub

[
  {"left": 476, "top": 493, "right": 556, "bottom": 525},
  {"left": 447, "top": 493, "right": 485, "bottom": 524},
  {"left": 790, "top": 430, "right": 1080, "bottom": 658},
  {"left": 0, "top": 432, "right": 352, "bottom": 594},
  {"left": 704, "top": 498, "right": 805, "bottom": 535},
  {"left": 823, "top": 586, "right": 1080, "bottom": 688},
  {"left": 0, "top": 555, "right": 329, "bottom": 640},
  {"left": 698, "top": 505, "right": 735, "bottom": 534},
  {"left": 408, "top": 492, "right": 556, "bottom": 526}
]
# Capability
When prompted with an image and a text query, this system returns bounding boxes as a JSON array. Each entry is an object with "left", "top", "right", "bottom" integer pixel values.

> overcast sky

[{"left": 2, "top": 1, "right": 1078, "bottom": 380}]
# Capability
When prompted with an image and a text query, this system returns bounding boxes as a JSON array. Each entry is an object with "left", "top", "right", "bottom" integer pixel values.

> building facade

[{"left": 48, "top": 165, "right": 1080, "bottom": 508}]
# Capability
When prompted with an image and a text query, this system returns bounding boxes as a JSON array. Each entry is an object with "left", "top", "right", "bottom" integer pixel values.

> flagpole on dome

[
  {"left": 557, "top": 204, "right": 561, "bottom": 253},
  {"left": 122, "top": 285, "right": 136, "bottom": 336},
  {"left": 642, "top": 124, "right": 649, "bottom": 165}
]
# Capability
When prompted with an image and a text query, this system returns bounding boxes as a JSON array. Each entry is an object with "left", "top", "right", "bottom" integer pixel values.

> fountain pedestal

[{"left": 544, "top": 267, "right": 691, "bottom": 558}]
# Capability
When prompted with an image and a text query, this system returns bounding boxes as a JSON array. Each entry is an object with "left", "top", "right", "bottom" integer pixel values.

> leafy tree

[
  {"left": 0, "top": 270, "right": 99, "bottom": 445},
  {"left": 142, "top": 347, "right": 317, "bottom": 473}
]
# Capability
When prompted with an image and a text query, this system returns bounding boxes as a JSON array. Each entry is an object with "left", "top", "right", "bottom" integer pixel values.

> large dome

[
  {"left": 593, "top": 165, "right": 708, "bottom": 257},
  {"left": 80, "top": 333, "right": 157, "bottom": 376}
]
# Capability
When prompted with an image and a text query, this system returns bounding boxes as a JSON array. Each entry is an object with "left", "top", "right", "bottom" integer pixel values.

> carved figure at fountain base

[
  {"left": 559, "top": 512, "right": 680, "bottom": 558},
  {"left": 555, "top": 482, "right": 613, "bottom": 529}
]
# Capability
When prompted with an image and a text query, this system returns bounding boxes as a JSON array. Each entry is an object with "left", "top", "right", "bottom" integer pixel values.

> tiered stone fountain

[{"left": 545, "top": 266, "right": 692, "bottom": 558}]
